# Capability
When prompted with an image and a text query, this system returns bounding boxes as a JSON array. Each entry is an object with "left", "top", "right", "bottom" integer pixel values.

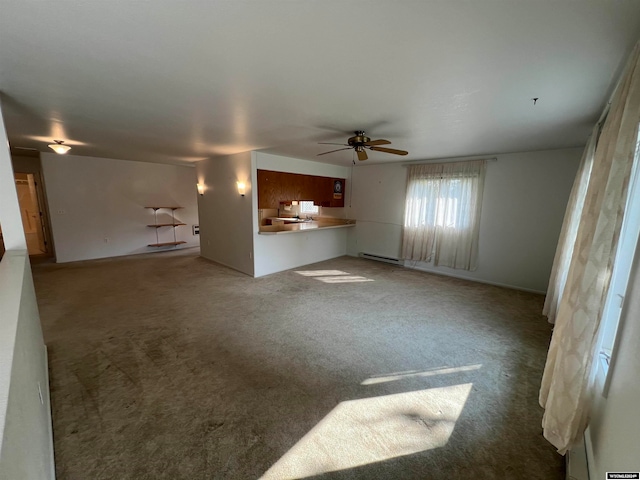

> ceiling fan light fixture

[{"left": 48, "top": 140, "right": 71, "bottom": 154}]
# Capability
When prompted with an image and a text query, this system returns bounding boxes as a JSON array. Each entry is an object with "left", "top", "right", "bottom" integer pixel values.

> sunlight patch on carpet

[
  {"left": 295, "top": 269, "right": 374, "bottom": 283},
  {"left": 260, "top": 383, "right": 473, "bottom": 479},
  {"left": 315, "top": 275, "right": 374, "bottom": 283},
  {"left": 361, "top": 364, "right": 482, "bottom": 385},
  {"left": 295, "top": 270, "right": 350, "bottom": 276}
]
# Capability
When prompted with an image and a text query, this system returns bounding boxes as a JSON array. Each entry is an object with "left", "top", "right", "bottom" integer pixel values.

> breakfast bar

[{"left": 258, "top": 217, "right": 356, "bottom": 235}]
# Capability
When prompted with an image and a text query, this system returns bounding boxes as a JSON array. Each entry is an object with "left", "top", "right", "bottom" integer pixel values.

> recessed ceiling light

[{"left": 48, "top": 140, "right": 71, "bottom": 154}]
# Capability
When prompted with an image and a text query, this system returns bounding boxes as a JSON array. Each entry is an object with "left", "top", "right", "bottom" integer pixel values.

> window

[
  {"left": 595, "top": 125, "right": 640, "bottom": 395},
  {"left": 402, "top": 160, "right": 487, "bottom": 270},
  {"left": 300, "top": 201, "right": 319, "bottom": 215}
]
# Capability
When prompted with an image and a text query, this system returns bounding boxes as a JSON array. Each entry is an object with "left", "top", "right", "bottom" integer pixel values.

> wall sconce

[
  {"left": 197, "top": 184, "right": 204, "bottom": 196},
  {"left": 237, "top": 181, "right": 246, "bottom": 196}
]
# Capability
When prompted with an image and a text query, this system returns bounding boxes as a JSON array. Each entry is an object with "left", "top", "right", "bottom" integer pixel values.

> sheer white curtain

[
  {"left": 402, "top": 160, "right": 486, "bottom": 270},
  {"left": 539, "top": 42, "right": 640, "bottom": 454},
  {"left": 543, "top": 125, "right": 597, "bottom": 324}
]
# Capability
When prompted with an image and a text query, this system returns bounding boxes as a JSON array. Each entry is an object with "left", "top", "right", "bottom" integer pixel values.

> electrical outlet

[
  {"left": 57, "top": 209, "right": 66, "bottom": 215},
  {"left": 104, "top": 237, "right": 109, "bottom": 243}
]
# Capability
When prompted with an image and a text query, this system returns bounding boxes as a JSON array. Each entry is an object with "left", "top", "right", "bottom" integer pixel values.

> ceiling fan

[{"left": 317, "top": 130, "right": 408, "bottom": 161}]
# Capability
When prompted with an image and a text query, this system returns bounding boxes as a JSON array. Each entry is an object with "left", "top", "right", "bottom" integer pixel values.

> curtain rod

[
  {"left": 401, "top": 157, "right": 498, "bottom": 167},
  {"left": 597, "top": 44, "right": 637, "bottom": 126}
]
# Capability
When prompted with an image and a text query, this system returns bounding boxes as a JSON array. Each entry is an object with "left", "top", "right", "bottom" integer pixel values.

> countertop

[{"left": 258, "top": 218, "right": 356, "bottom": 235}]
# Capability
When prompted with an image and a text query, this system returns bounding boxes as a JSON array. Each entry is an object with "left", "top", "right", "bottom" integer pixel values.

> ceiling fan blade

[
  {"left": 357, "top": 149, "right": 368, "bottom": 161},
  {"left": 318, "top": 142, "right": 349, "bottom": 146},
  {"left": 362, "top": 139, "right": 391, "bottom": 146},
  {"left": 369, "top": 146, "right": 409, "bottom": 156},
  {"left": 317, "top": 147, "right": 352, "bottom": 156}
]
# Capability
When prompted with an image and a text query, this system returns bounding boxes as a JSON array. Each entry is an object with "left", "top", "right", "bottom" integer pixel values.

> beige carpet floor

[{"left": 33, "top": 249, "right": 564, "bottom": 479}]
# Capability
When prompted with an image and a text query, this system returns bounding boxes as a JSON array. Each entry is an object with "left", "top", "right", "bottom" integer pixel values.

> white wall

[
  {"left": 41, "top": 153, "right": 199, "bottom": 263},
  {"left": 0, "top": 104, "right": 54, "bottom": 478},
  {"left": 347, "top": 148, "right": 582, "bottom": 292},
  {"left": 254, "top": 152, "right": 351, "bottom": 179},
  {"left": 0, "top": 103, "right": 26, "bottom": 251},
  {"left": 252, "top": 152, "right": 351, "bottom": 277},
  {"left": 254, "top": 228, "right": 350, "bottom": 277},
  {"left": 0, "top": 252, "right": 55, "bottom": 480},
  {"left": 195, "top": 152, "right": 255, "bottom": 276}
]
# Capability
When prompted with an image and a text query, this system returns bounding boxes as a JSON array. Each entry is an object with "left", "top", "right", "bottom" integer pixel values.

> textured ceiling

[{"left": 1, "top": 1, "right": 639, "bottom": 166}]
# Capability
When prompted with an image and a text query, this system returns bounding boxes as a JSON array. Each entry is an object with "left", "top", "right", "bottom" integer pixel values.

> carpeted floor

[{"left": 32, "top": 249, "right": 564, "bottom": 479}]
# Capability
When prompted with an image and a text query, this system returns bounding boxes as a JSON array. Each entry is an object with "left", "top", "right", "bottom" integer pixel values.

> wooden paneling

[{"left": 257, "top": 169, "right": 346, "bottom": 209}]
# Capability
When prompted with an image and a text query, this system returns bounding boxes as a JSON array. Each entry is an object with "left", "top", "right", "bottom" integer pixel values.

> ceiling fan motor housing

[
  {"left": 348, "top": 131, "right": 370, "bottom": 147},
  {"left": 316, "top": 130, "right": 407, "bottom": 159}
]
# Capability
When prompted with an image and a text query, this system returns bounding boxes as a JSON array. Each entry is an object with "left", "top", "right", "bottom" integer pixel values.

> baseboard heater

[{"left": 359, "top": 252, "right": 403, "bottom": 266}]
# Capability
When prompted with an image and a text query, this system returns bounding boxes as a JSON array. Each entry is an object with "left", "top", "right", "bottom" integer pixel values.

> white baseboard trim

[{"left": 403, "top": 263, "right": 546, "bottom": 294}]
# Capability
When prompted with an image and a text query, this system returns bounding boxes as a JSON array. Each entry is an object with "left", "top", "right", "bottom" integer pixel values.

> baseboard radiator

[{"left": 359, "top": 252, "right": 403, "bottom": 266}]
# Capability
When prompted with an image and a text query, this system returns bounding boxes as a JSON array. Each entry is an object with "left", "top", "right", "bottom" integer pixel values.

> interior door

[{"left": 14, "top": 172, "right": 48, "bottom": 255}]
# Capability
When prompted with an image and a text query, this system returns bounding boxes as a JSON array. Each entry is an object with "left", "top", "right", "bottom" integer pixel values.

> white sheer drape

[
  {"left": 539, "top": 42, "right": 640, "bottom": 454},
  {"left": 402, "top": 160, "right": 486, "bottom": 270},
  {"left": 542, "top": 126, "right": 597, "bottom": 324}
]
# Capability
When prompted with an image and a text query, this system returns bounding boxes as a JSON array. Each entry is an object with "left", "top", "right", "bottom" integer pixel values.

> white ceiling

[{"left": 1, "top": 1, "right": 639, "bottom": 166}]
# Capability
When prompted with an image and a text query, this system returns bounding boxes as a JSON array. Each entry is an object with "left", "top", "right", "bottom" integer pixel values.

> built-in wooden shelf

[
  {"left": 148, "top": 241, "right": 187, "bottom": 247},
  {"left": 145, "top": 206, "right": 186, "bottom": 248},
  {"left": 147, "top": 223, "right": 187, "bottom": 228}
]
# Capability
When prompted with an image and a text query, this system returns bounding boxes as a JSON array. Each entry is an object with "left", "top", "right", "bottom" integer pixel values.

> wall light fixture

[
  {"left": 197, "top": 183, "right": 204, "bottom": 196},
  {"left": 237, "top": 181, "right": 246, "bottom": 196}
]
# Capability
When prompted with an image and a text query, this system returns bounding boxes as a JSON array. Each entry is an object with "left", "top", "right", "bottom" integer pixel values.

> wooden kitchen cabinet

[
  {"left": 257, "top": 170, "right": 286, "bottom": 208},
  {"left": 257, "top": 169, "right": 345, "bottom": 209}
]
